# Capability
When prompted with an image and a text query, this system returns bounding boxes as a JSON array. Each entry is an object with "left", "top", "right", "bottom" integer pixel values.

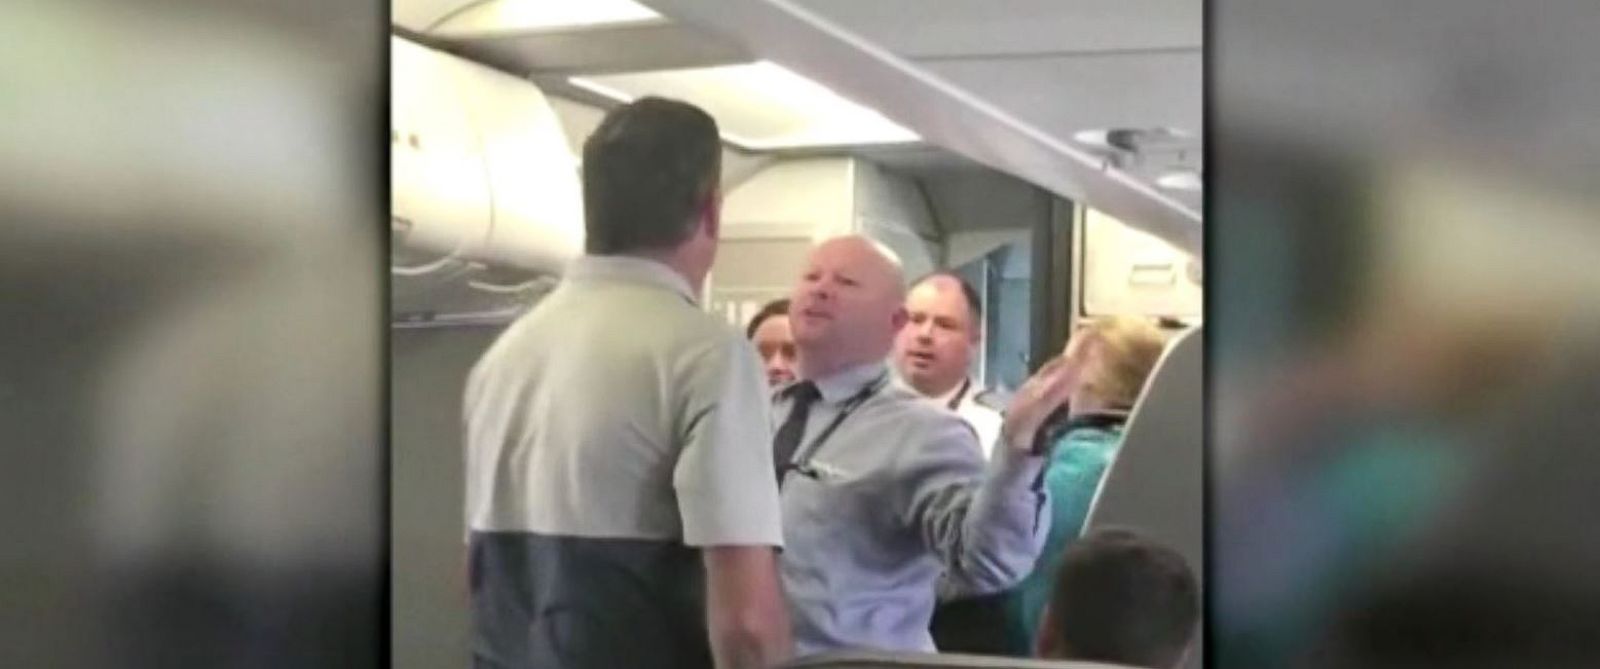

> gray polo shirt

[
  {"left": 464, "top": 255, "right": 783, "bottom": 669},
  {"left": 774, "top": 361, "right": 1051, "bottom": 656}
]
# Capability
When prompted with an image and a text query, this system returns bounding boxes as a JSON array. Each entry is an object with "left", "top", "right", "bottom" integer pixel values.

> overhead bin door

[
  {"left": 391, "top": 36, "right": 492, "bottom": 271},
  {"left": 450, "top": 50, "right": 583, "bottom": 274}
]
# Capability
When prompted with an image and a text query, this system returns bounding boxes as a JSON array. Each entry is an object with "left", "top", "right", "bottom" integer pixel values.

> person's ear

[
  {"left": 889, "top": 306, "right": 909, "bottom": 332},
  {"left": 699, "top": 188, "right": 721, "bottom": 240}
]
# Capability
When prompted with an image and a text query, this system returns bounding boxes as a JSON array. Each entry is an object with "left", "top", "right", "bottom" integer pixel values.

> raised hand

[{"left": 1000, "top": 352, "right": 1082, "bottom": 455}]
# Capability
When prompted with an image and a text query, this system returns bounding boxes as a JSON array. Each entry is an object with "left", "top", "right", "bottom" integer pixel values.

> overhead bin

[
  {"left": 390, "top": 35, "right": 583, "bottom": 277},
  {"left": 391, "top": 35, "right": 491, "bottom": 272}
]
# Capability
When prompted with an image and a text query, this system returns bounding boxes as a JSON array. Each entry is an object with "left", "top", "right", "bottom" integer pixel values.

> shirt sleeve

[
  {"left": 896, "top": 414, "right": 1051, "bottom": 595},
  {"left": 672, "top": 331, "right": 784, "bottom": 548}
]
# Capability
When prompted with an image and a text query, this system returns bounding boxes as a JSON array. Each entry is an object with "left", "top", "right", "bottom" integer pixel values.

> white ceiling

[
  {"left": 391, "top": 0, "right": 1203, "bottom": 252},
  {"left": 792, "top": 0, "right": 1200, "bottom": 58},
  {"left": 636, "top": 0, "right": 1201, "bottom": 252},
  {"left": 569, "top": 61, "right": 920, "bottom": 150},
  {"left": 789, "top": 0, "right": 1203, "bottom": 191},
  {"left": 392, "top": 0, "right": 475, "bottom": 33},
  {"left": 394, "top": 0, "right": 1202, "bottom": 138},
  {"left": 924, "top": 51, "right": 1200, "bottom": 139},
  {"left": 429, "top": 21, "right": 747, "bottom": 76}
]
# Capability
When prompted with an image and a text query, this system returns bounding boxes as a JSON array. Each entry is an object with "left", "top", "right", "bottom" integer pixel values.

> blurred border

[
  {"left": 1207, "top": 1, "right": 1600, "bottom": 667},
  {"left": 0, "top": 1, "right": 389, "bottom": 666}
]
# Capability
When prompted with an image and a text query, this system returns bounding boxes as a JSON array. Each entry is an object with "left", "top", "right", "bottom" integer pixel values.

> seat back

[{"left": 1081, "top": 326, "right": 1204, "bottom": 668}]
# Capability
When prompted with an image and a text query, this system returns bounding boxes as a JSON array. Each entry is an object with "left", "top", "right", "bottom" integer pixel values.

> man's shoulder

[
  {"left": 482, "top": 289, "right": 749, "bottom": 384},
  {"left": 862, "top": 388, "right": 985, "bottom": 477},
  {"left": 879, "top": 385, "right": 954, "bottom": 417},
  {"left": 870, "top": 386, "right": 981, "bottom": 443},
  {"left": 557, "top": 282, "right": 742, "bottom": 345}
]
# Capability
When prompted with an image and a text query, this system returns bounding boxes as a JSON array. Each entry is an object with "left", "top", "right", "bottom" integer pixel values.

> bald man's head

[{"left": 788, "top": 235, "right": 909, "bottom": 378}]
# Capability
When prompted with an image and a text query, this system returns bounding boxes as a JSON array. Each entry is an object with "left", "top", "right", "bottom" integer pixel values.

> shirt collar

[
  {"left": 933, "top": 378, "right": 973, "bottom": 408},
  {"left": 806, "top": 360, "right": 890, "bottom": 405},
  {"left": 892, "top": 373, "right": 971, "bottom": 409},
  {"left": 565, "top": 254, "right": 698, "bottom": 304}
]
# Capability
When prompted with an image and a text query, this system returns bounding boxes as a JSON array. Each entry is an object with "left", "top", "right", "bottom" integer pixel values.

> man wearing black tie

[{"left": 769, "top": 235, "right": 1078, "bottom": 657}]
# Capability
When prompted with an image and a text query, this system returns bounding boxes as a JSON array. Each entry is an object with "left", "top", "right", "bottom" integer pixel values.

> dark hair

[
  {"left": 1045, "top": 528, "right": 1199, "bottom": 668},
  {"left": 745, "top": 298, "right": 791, "bottom": 339},
  {"left": 581, "top": 97, "right": 722, "bottom": 254},
  {"left": 913, "top": 271, "right": 983, "bottom": 325}
]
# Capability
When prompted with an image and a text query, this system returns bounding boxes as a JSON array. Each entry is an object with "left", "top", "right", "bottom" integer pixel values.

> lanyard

[
  {"left": 944, "top": 378, "right": 972, "bottom": 412},
  {"left": 780, "top": 374, "right": 887, "bottom": 486}
]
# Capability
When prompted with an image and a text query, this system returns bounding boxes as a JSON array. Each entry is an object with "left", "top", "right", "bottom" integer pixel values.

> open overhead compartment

[{"left": 391, "top": 35, "right": 583, "bottom": 325}]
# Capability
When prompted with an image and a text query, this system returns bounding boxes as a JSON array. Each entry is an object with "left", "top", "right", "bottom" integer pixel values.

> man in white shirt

[{"left": 893, "top": 272, "right": 1004, "bottom": 457}]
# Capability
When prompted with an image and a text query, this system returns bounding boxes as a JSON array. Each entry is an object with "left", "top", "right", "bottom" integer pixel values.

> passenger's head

[
  {"left": 1036, "top": 528, "right": 1200, "bottom": 668},
  {"left": 746, "top": 298, "right": 797, "bottom": 388},
  {"left": 894, "top": 272, "right": 983, "bottom": 397},
  {"left": 581, "top": 97, "right": 722, "bottom": 283},
  {"left": 1063, "top": 316, "right": 1169, "bottom": 413},
  {"left": 789, "top": 235, "right": 908, "bottom": 378}
]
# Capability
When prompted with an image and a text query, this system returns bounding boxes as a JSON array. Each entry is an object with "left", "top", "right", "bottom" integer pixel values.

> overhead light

[
  {"left": 569, "top": 61, "right": 919, "bottom": 150},
  {"left": 432, "top": 0, "right": 660, "bottom": 34},
  {"left": 1073, "top": 129, "right": 1113, "bottom": 150},
  {"left": 1156, "top": 170, "right": 1203, "bottom": 192}
]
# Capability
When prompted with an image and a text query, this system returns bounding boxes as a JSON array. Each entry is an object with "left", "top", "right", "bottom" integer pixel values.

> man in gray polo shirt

[
  {"left": 464, "top": 98, "right": 790, "bottom": 669},
  {"left": 772, "top": 235, "right": 1078, "bottom": 656}
]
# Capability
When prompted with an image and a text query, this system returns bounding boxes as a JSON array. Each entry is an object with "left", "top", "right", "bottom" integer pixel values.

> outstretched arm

[{"left": 902, "top": 354, "right": 1082, "bottom": 594}]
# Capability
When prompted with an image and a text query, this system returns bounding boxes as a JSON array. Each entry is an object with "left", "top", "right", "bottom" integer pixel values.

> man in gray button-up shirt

[
  {"left": 773, "top": 235, "right": 1080, "bottom": 656},
  {"left": 465, "top": 98, "right": 790, "bottom": 669}
]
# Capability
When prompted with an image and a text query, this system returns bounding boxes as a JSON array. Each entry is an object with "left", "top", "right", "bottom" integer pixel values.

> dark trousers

[
  {"left": 929, "top": 591, "right": 1017, "bottom": 656},
  {"left": 470, "top": 532, "right": 712, "bottom": 669}
]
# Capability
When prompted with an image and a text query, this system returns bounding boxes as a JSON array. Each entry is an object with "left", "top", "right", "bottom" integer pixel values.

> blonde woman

[{"left": 1002, "top": 316, "right": 1171, "bottom": 654}]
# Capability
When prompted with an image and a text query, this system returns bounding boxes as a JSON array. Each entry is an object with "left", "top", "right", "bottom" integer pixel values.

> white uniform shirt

[{"left": 930, "top": 379, "right": 1005, "bottom": 460}]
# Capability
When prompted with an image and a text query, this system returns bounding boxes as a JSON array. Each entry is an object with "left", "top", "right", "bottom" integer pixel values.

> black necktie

[{"left": 773, "top": 381, "right": 822, "bottom": 484}]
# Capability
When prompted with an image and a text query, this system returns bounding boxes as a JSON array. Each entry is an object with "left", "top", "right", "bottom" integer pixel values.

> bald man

[{"left": 771, "top": 235, "right": 1071, "bottom": 656}]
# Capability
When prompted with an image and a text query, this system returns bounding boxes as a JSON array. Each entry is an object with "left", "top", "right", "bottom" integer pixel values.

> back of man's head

[
  {"left": 1038, "top": 528, "right": 1200, "bottom": 669},
  {"left": 581, "top": 97, "right": 721, "bottom": 255},
  {"left": 746, "top": 298, "right": 792, "bottom": 339}
]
